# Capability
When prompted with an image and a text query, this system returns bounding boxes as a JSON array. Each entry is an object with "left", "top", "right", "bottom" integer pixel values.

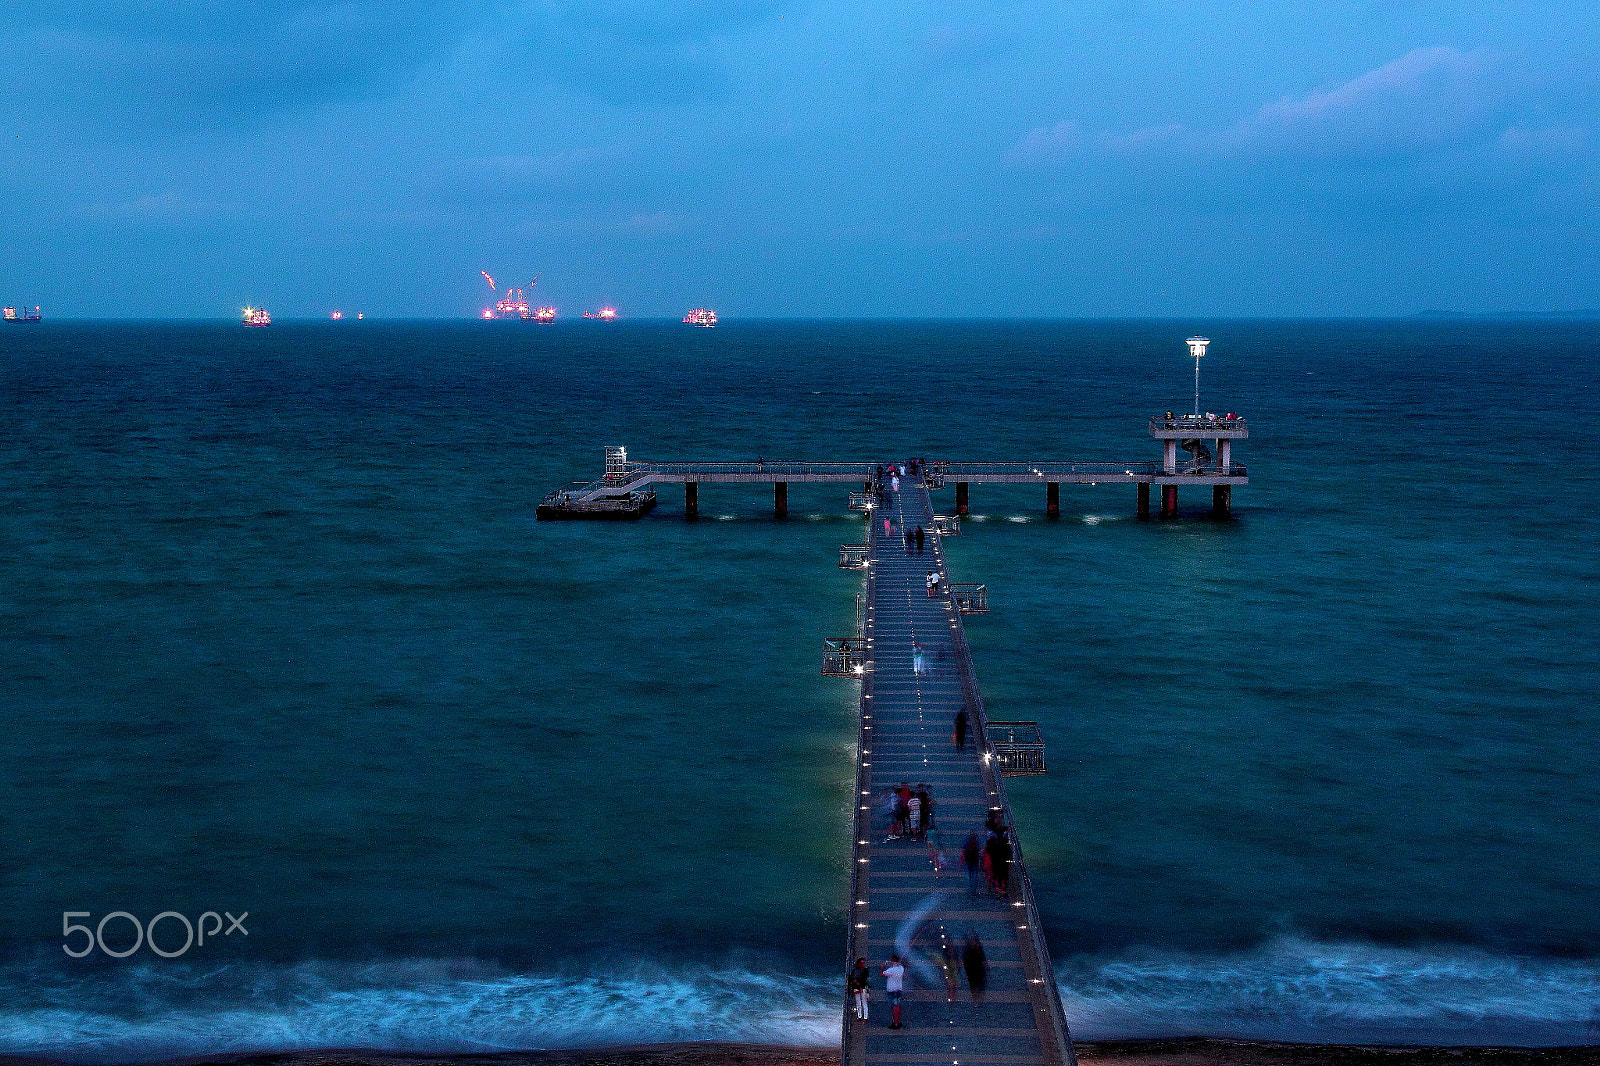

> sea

[{"left": 1, "top": 319, "right": 1597, "bottom": 1061}]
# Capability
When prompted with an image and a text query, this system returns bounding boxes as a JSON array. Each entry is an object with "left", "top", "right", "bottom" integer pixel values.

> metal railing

[
  {"left": 839, "top": 544, "right": 869, "bottom": 569},
  {"left": 1150, "top": 415, "right": 1249, "bottom": 434},
  {"left": 950, "top": 582, "right": 988, "bottom": 614},
  {"left": 944, "top": 460, "right": 1161, "bottom": 478},
  {"left": 822, "top": 637, "right": 867, "bottom": 678},
  {"left": 988, "top": 721, "right": 1047, "bottom": 776},
  {"left": 628, "top": 460, "right": 877, "bottom": 479},
  {"left": 847, "top": 492, "right": 876, "bottom": 511},
  {"left": 941, "top": 564, "right": 1077, "bottom": 1066},
  {"left": 933, "top": 514, "right": 960, "bottom": 535}
]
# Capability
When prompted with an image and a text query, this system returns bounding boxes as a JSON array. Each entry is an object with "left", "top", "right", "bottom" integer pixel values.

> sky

[{"left": 2, "top": 0, "right": 1597, "bottom": 318}]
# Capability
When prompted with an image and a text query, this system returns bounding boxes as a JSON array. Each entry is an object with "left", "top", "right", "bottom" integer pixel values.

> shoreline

[{"left": 7, "top": 1039, "right": 1600, "bottom": 1066}]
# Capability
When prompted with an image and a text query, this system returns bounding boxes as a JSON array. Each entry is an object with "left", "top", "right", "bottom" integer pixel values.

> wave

[
  {"left": 6, "top": 941, "right": 1600, "bottom": 1062},
  {"left": 0, "top": 959, "right": 837, "bottom": 1063},
  {"left": 1061, "top": 938, "right": 1600, "bottom": 1046}
]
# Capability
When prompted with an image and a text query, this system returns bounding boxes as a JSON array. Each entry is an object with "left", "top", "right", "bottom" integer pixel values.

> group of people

[
  {"left": 925, "top": 570, "right": 945, "bottom": 597},
  {"left": 848, "top": 933, "right": 990, "bottom": 1028},
  {"left": 903, "top": 525, "right": 926, "bottom": 553},
  {"left": 962, "top": 811, "right": 1013, "bottom": 897},
  {"left": 888, "top": 781, "right": 934, "bottom": 841}
]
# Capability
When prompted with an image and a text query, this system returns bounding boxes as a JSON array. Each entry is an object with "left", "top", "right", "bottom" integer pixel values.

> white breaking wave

[
  {"left": 6, "top": 941, "right": 1600, "bottom": 1062},
  {"left": 1060, "top": 938, "right": 1600, "bottom": 1046},
  {"left": 0, "top": 960, "right": 837, "bottom": 1063}
]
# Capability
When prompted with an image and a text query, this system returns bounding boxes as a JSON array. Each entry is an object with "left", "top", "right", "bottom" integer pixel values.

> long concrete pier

[
  {"left": 844, "top": 475, "right": 1075, "bottom": 1066},
  {"left": 538, "top": 416, "right": 1248, "bottom": 520}
]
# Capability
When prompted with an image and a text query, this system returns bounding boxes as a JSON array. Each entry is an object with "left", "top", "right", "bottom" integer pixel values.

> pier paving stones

[{"left": 845, "top": 478, "right": 1074, "bottom": 1066}]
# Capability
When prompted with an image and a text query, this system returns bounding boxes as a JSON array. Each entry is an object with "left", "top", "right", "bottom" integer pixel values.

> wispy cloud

[{"left": 1009, "top": 47, "right": 1555, "bottom": 166}]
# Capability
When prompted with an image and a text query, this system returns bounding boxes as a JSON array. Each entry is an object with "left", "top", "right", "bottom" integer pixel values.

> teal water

[{"left": 1, "top": 320, "right": 1597, "bottom": 1058}]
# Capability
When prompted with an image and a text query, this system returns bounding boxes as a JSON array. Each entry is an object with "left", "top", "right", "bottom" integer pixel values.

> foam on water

[
  {"left": 1060, "top": 938, "right": 1600, "bottom": 1046},
  {"left": 0, "top": 960, "right": 837, "bottom": 1063},
  {"left": 6, "top": 942, "right": 1600, "bottom": 1062}
]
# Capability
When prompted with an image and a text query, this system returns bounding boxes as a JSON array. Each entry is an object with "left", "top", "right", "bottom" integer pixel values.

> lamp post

[{"left": 1186, "top": 337, "right": 1209, "bottom": 417}]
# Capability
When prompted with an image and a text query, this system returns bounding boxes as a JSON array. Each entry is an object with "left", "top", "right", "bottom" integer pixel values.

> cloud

[
  {"left": 1224, "top": 46, "right": 1499, "bottom": 156},
  {"left": 1012, "top": 47, "right": 1511, "bottom": 165}
]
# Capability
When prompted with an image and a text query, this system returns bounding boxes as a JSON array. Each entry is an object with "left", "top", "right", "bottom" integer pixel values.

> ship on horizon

[
  {"left": 3, "top": 305, "right": 41, "bottom": 323},
  {"left": 683, "top": 308, "right": 716, "bottom": 327},
  {"left": 582, "top": 307, "right": 618, "bottom": 320},
  {"left": 242, "top": 307, "right": 271, "bottom": 327}
]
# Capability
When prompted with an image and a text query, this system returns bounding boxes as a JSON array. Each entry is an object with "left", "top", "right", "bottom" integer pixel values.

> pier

[
  {"left": 841, "top": 473, "right": 1075, "bottom": 1066},
  {"left": 538, "top": 418, "right": 1247, "bottom": 521},
  {"left": 538, "top": 416, "right": 1251, "bottom": 1065}
]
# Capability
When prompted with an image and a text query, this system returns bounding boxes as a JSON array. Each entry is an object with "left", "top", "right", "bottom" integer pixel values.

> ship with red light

[
  {"left": 242, "top": 307, "right": 271, "bottom": 327},
  {"left": 683, "top": 308, "right": 717, "bottom": 327},
  {"left": 582, "top": 307, "right": 617, "bottom": 320},
  {"left": 3, "top": 305, "right": 41, "bottom": 323},
  {"left": 330, "top": 310, "right": 343, "bottom": 320}
]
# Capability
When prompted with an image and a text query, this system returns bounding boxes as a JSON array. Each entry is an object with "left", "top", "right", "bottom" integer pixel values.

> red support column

[
  {"left": 1046, "top": 482, "right": 1060, "bottom": 518},
  {"left": 956, "top": 482, "right": 969, "bottom": 515},
  {"left": 1160, "top": 485, "right": 1178, "bottom": 518}
]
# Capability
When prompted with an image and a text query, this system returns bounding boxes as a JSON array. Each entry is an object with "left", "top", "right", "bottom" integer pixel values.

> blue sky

[{"left": 3, "top": 0, "right": 1596, "bottom": 318}]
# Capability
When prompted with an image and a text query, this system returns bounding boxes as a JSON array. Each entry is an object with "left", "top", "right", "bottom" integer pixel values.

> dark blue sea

[{"left": 1, "top": 320, "right": 1597, "bottom": 1060}]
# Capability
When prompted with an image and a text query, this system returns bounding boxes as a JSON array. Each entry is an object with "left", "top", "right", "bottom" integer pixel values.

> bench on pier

[
  {"left": 822, "top": 637, "right": 867, "bottom": 677},
  {"left": 839, "top": 544, "right": 869, "bottom": 569},
  {"left": 950, "top": 582, "right": 988, "bottom": 613},
  {"left": 987, "top": 721, "right": 1047, "bottom": 775}
]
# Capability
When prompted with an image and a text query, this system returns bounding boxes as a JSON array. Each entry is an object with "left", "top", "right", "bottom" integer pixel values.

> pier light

[{"left": 1186, "top": 336, "right": 1210, "bottom": 416}]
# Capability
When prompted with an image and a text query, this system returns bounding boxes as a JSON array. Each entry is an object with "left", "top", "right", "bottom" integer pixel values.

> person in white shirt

[{"left": 881, "top": 953, "right": 906, "bottom": 1029}]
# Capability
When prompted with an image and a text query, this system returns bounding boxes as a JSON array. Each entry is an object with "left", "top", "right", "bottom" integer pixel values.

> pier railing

[
  {"left": 938, "top": 546, "right": 1077, "bottom": 1066},
  {"left": 627, "top": 460, "right": 876, "bottom": 479},
  {"left": 1150, "top": 415, "right": 1249, "bottom": 434}
]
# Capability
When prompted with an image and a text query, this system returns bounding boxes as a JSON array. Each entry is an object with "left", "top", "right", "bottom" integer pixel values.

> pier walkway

[{"left": 845, "top": 476, "right": 1075, "bottom": 1066}]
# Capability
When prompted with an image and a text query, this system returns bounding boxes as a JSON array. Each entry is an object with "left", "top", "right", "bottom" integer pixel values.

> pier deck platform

[{"left": 845, "top": 478, "right": 1075, "bottom": 1066}]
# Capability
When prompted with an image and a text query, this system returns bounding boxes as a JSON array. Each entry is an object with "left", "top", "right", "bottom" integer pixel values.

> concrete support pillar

[
  {"left": 774, "top": 481, "right": 788, "bottom": 518},
  {"left": 1163, "top": 439, "right": 1177, "bottom": 474},
  {"left": 1160, "top": 484, "right": 1178, "bottom": 518},
  {"left": 956, "top": 482, "right": 969, "bottom": 515},
  {"left": 1046, "top": 482, "right": 1060, "bottom": 518},
  {"left": 1137, "top": 482, "right": 1150, "bottom": 519},
  {"left": 1219, "top": 439, "right": 1231, "bottom": 473},
  {"left": 685, "top": 481, "right": 698, "bottom": 519},
  {"left": 1212, "top": 484, "right": 1231, "bottom": 518}
]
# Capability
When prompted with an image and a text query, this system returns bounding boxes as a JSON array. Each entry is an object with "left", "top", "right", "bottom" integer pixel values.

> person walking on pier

[
  {"left": 914, "top": 525, "right": 925, "bottom": 553},
  {"left": 962, "top": 934, "right": 988, "bottom": 1003},
  {"left": 891, "top": 473, "right": 900, "bottom": 493},
  {"left": 916, "top": 783, "right": 933, "bottom": 839},
  {"left": 882, "top": 953, "right": 906, "bottom": 1029},
  {"left": 953, "top": 708, "right": 968, "bottom": 751},
  {"left": 848, "top": 957, "right": 871, "bottom": 1023},
  {"left": 904, "top": 528, "right": 914, "bottom": 554},
  {"left": 926, "top": 570, "right": 938, "bottom": 598},
  {"left": 882, "top": 516, "right": 892, "bottom": 540},
  {"left": 962, "top": 832, "right": 983, "bottom": 896},
  {"left": 985, "top": 829, "right": 1013, "bottom": 896}
]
